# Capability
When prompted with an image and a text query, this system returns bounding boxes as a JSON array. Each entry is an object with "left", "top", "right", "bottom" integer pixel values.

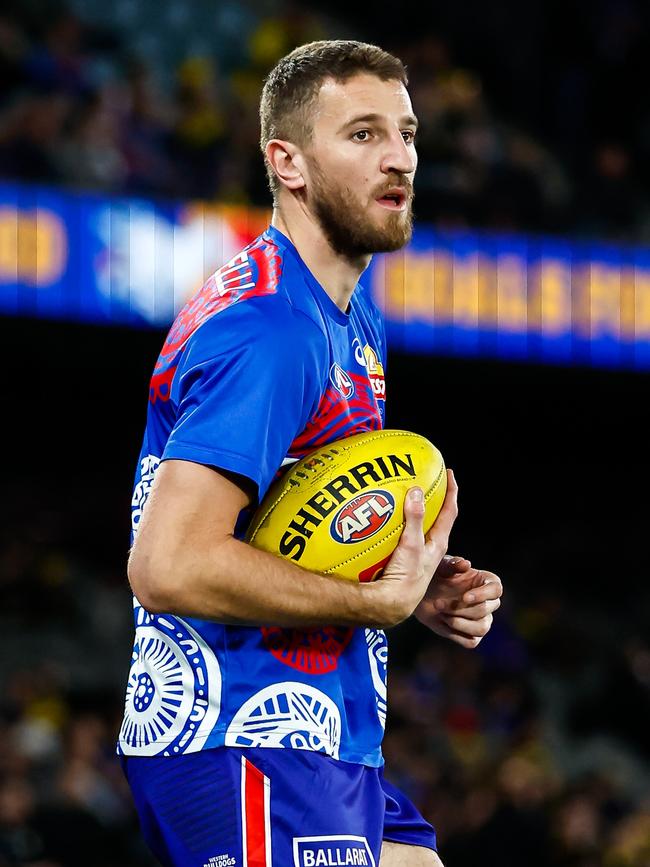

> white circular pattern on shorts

[
  {"left": 119, "top": 604, "right": 221, "bottom": 756},
  {"left": 365, "top": 629, "right": 388, "bottom": 728},
  {"left": 225, "top": 682, "right": 341, "bottom": 759}
]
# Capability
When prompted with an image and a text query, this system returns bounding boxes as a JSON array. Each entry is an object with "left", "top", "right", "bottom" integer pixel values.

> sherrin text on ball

[{"left": 246, "top": 430, "right": 446, "bottom": 582}]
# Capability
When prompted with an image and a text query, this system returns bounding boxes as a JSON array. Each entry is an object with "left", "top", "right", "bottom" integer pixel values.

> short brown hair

[{"left": 260, "top": 40, "right": 408, "bottom": 202}]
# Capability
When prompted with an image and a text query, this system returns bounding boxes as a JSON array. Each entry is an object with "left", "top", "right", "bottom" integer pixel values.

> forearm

[
  {"left": 127, "top": 461, "right": 456, "bottom": 630},
  {"left": 131, "top": 535, "right": 393, "bottom": 628}
]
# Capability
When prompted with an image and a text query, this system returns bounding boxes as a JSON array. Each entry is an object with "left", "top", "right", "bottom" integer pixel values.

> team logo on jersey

[
  {"left": 329, "top": 363, "right": 355, "bottom": 399},
  {"left": 363, "top": 345, "right": 386, "bottom": 401},
  {"left": 330, "top": 490, "right": 395, "bottom": 544},
  {"left": 293, "top": 836, "right": 375, "bottom": 867}
]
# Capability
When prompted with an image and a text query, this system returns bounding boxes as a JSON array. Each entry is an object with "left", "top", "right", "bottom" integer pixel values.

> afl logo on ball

[
  {"left": 330, "top": 490, "right": 395, "bottom": 544},
  {"left": 329, "top": 363, "right": 355, "bottom": 399}
]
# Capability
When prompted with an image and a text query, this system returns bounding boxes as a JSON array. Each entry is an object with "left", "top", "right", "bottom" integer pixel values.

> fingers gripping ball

[{"left": 246, "top": 430, "right": 446, "bottom": 582}]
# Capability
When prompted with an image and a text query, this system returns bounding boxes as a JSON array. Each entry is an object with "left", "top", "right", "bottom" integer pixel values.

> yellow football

[{"left": 246, "top": 429, "right": 447, "bottom": 582}]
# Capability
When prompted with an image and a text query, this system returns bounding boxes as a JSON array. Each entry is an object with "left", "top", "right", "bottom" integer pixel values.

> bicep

[{"left": 128, "top": 459, "right": 252, "bottom": 599}]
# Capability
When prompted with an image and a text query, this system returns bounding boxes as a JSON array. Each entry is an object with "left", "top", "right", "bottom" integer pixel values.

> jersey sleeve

[{"left": 162, "top": 298, "right": 325, "bottom": 498}]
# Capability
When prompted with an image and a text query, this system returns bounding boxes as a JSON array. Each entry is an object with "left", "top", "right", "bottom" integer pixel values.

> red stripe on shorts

[{"left": 242, "top": 757, "right": 270, "bottom": 867}]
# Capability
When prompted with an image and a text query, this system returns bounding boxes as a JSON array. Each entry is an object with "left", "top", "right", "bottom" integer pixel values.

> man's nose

[{"left": 380, "top": 131, "right": 416, "bottom": 176}]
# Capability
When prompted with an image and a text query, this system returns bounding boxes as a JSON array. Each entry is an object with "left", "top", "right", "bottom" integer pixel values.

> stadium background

[{"left": 1, "top": 1, "right": 649, "bottom": 865}]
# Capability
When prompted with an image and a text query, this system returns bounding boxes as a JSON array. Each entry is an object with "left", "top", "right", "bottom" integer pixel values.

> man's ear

[{"left": 265, "top": 139, "right": 307, "bottom": 192}]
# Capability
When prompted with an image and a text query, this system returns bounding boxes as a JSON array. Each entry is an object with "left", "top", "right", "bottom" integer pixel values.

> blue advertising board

[{"left": 1, "top": 181, "right": 649, "bottom": 369}]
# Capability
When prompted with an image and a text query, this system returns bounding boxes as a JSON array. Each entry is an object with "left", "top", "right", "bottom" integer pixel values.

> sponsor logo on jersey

[
  {"left": 278, "top": 453, "right": 415, "bottom": 562},
  {"left": 329, "top": 363, "right": 355, "bottom": 399},
  {"left": 352, "top": 337, "right": 366, "bottom": 366},
  {"left": 330, "top": 490, "right": 395, "bottom": 544},
  {"left": 293, "top": 836, "right": 375, "bottom": 867},
  {"left": 363, "top": 345, "right": 386, "bottom": 401}
]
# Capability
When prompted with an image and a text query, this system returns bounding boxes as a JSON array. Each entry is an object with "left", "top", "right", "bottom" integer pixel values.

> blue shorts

[{"left": 121, "top": 747, "right": 436, "bottom": 867}]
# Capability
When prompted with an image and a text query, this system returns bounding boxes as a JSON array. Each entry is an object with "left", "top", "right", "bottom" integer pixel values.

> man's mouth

[{"left": 375, "top": 189, "right": 408, "bottom": 210}]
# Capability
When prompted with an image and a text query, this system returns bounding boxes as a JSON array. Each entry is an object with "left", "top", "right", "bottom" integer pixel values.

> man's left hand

[{"left": 414, "top": 555, "right": 503, "bottom": 648}]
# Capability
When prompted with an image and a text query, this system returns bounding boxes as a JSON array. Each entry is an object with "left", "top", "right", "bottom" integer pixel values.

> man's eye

[
  {"left": 352, "top": 130, "right": 371, "bottom": 142},
  {"left": 402, "top": 130, "right": 417, "bottom": 143}
]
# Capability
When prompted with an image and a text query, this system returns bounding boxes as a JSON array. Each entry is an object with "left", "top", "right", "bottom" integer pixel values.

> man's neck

[{"left": 271, "top": 206, "right": 371, "bottom": 313}]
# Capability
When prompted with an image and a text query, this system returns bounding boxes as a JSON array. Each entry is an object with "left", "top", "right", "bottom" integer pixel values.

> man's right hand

[{"left": 376, "top": 470, "right": 458, "bottom": 626}]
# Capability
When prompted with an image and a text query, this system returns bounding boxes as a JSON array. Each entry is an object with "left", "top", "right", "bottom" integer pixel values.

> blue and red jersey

[{"left": 118, "top": 225, "right": 390, "bottom": 766}]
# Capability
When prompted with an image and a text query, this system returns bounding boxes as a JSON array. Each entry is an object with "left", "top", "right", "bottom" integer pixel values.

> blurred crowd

[
  {"left": 1, "top": 480, "right": 649, "bottom": 867},
  {"left": 1, "top": 0, "right": 650, "bottom": 240},
  {"left": 2, "top": 2, "right": 650, "bottom": 865},
  {"left": 385, "top": 621, "right": 650, "bottom": 867}
]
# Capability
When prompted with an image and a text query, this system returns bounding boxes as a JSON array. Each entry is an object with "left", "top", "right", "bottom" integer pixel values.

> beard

[{"left": 308, "top": 162, "right": 414, "bottom": 259}]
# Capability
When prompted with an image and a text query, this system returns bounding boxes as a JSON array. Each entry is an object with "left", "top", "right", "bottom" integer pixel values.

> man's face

[{"left": 303, "top": 73, "right": 418, "bottom": 258}]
